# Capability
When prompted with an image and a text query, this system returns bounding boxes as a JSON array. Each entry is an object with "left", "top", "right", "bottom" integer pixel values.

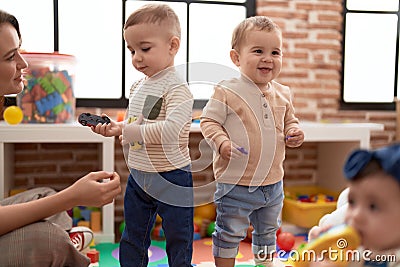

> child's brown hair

[
  {"left": 124, "top": 3, "right": 181, "bottom": 39},
  {"left": 231, "top": 16, "right": 281, "bottom": 51}
]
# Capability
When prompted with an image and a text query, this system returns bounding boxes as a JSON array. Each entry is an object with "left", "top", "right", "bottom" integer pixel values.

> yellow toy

[
  {"left": 3, "top": 105, "right": 23, "bottom": 125},
  {"left": 287, "top": 224, "right": 360, "bottom": 267},
  {"left": 194, "top": 203, "right": 216, "bottom": 221}
]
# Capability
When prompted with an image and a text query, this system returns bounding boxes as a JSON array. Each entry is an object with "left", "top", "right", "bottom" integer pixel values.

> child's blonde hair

[
  {"left": 231, "top": 16, "right": 281, "bottom": 50},
  {"left": 124, "top": 3, "right": 181, "bottom": 39}
]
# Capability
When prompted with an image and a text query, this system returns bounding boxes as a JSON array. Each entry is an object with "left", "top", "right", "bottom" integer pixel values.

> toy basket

[
  {"left": 17, "top": 52, "right": 76, "bottom": 123},
  {"left": 282, "top": 185, "right": 339, "bottom": 228}
]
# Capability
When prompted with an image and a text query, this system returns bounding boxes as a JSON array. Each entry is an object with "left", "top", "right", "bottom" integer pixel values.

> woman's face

[{"left": 0, "top": 22, "right": 27, "bottom": 97}]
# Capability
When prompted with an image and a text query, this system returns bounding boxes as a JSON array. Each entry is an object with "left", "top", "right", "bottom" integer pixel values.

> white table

[
  {"left": 0, "top": 122, "right": 115, "bottom": 243},
  {"left": 299, "top": 122, "right": 384, "bottom": 191}
]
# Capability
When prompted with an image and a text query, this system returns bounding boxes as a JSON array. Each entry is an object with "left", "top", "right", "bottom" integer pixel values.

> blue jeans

[
  {"left": 119, "top": 166, "right": 194, "bottom": 267},
  {"left": 212, "top": 181, "right": 284, "bottom": 258}
]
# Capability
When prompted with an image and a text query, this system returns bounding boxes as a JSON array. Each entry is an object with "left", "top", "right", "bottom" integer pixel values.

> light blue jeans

[{"left": 212, "top": 180, "right": 284, "bottom": 258}]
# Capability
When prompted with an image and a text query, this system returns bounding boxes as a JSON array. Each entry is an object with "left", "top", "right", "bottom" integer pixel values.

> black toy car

[{"left": 78, "top": 113, "right": 111, "bottom": 127}]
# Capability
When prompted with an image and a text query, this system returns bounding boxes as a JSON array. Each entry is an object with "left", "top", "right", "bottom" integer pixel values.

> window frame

[
  {"left": 6, "top": 0, "right": 255, "bottom": 109},
  {"left": 341, "top": 1, "right": 400, "bottom": 111}
]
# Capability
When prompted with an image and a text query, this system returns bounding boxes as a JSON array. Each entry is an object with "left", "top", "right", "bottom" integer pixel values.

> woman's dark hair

[
  {"left": 0, "top": 10, "right": 21, "bottom": 114},
  {"left": 0, "top": 10, "right": 21, "bottom": 39}
]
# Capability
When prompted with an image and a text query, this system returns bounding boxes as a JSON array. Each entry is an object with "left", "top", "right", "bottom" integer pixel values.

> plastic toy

[
  {"left": 86, "top": 249, "right": 100, "bottom": 265},
  {"left": 90, "top": 211, "right": 101, "bottom": 232},
  {"left": 207, "top": 221, "right": 215, "bottom": 237},
  {"left": 194, "top": 203, "right": 216, "bottom": 221},
  {"left": 3, "top": 106, "right": 23, "bottom": 125},
  {"left": 152, "top": 224, "right": 165, "bottom": 240},
  {"left": 119, "top": 221, "right": 125, "bottom": 234},
  {"left": 78, "top": 113, "right": 110, "bottom": 127},
  {"left": 288, "top": 224, "right": 360, "bottom": 267},
  {"left": 193, "top": 223, "right": 201, "bottom": 240},
  {"left": 276, "top": 227, "right": 282, "bottom": 238},
  {"left": 277, "top": 232, "right": 295, "bottom": 252},
  {"left": 297, "top": 194, "right": 334, "bottom": 203},
  {"left": 116, "top": 110, "right": 125, "bottom": 122},
  {"left": 17, "top": 57, "right": 76, "bottom": 123},
  {"left": 193, "top": 222, "right": 200, "bottom": 233},
  {"left": 237, "top": 147, "right": 249, "bottom": 155},
  {"left": 244, "top": 224, "right": 254, "bottom": 243}
]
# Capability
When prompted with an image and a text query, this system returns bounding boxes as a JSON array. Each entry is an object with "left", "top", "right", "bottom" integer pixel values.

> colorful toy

[
  {"left": 3, "top": 105, "right": 23, "bottom": 125},
  {"left": 296, "top": 193, "right": 335, "bottom": 203},
  {"left": 277, "top": 232, "right": 295, "bottom": 252},
  {"left": 194, "top": 203, "right": 216, "bottom": 221},
  {"left": 206, "top": 221, "right": 215, "bottom": 237},
  {"left": 276, "top": 227, "right": 282, "bottom": 238},
  {"left": 78, "top": 113, "right": 110, "bottom": 127},
  {"left": 116, "top": 111, "right": 125, "bottom": 122},
  {"left": 155, "top": 214, "right": 162, "bottom": 224},
  {"left": 287, "top": 224, "right": 360, "bottom": 267},
  {"left": 151, "top": 224, "right": 165, "bottom": 240},
  {"left": 17, "top": 53, "right": 76, "bottom": 123},
  {"left": 237, "top": 146, "right": 248, "bottom": 155},
  {"left": 86, "top": 249, "right": 100, "bottom": 265},
  {"left": 119, "top": 221, "right": 125, "bottom": 234},
  {"left": 193, "top": 232, "right": 201, "bottom": 240},
  {"left": 71, "top": 206, "right": 101, "bottom": 230},
  {"left": 193, "top": 222, "right": 200, "bottom": 233},
  {"left": 90, "top": 211, "right": 102, "bottom": 232}
]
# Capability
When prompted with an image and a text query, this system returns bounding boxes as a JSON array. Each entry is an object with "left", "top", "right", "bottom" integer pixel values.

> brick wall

[
  {"left": 6, "top": 0, "right": 396, "bottom": 239},
  {"left": 257, "top": 0, "right": 395, "bottom": 146}
]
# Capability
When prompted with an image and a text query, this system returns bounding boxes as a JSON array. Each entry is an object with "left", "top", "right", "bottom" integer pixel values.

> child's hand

[
  {"left": 219, "top": 140, "right": 246, "bottom": 160},
  {"left": 119, "top": 134, "right": 125, "bottom": 146},
  {"left": 308, "top": 224, "right": 332, "bottom": 241},
  {"left": 285, "top": 128, "right": 304, "bottom": 147},
  {"left": 122, "top": 114, "right": 144, "bottom": 143},
  {"left": 91, "top": 114, "right": 122, "bottom": 137}
]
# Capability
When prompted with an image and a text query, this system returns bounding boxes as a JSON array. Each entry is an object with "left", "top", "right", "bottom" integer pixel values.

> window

[
  {"left": 125, "top": 0, "right": 253, "bottom": 109},
  {"left": 1, "top": 0, "right": 54, "bottom": 52},
  {"left": 3, "top": 0, "right": 255, "bottom": 108},
  {"left": 342, "top": 0, "right": 400, "bottom": 110}
]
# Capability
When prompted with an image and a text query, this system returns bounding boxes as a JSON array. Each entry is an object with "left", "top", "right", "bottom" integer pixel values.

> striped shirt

[{"left": 127, "top": 68, "right": 193, "bottom": 172}]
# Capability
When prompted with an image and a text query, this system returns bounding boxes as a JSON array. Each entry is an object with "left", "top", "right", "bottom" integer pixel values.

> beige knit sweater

[{"left": 200, "top": 76, "right": 300, "bottom": 186}]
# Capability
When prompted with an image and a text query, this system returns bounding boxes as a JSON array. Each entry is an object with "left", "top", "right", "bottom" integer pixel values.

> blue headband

[{"left": 343, "top": 143, "right": 400, "bottom": 183}]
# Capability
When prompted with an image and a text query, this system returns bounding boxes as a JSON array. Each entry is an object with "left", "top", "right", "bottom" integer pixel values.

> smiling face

[
  {"left": 0, "top": 22, "right": 28, "bottom": 96},
  {"left": 345, "top": 172, "right": 400, "bottom": 252},
  {"left": 124, "top": 23, "right": 179, "bottom": 78},
  {"left": 230, "top": 29, "right": 282, "bottom": 90}
]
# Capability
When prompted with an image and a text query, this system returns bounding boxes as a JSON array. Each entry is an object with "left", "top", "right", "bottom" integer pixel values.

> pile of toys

[
  {"left": 295, "top": 193, "right": 335, "bottom": 203},
  {"left": 69, "top": 206, "right": 102, "bottom": 232},
  {"left": 17, "top": 53, "right": 76, "bottom": 123},
  {"left": 148, "top": 203, "right": 217, "bottom": 241}
]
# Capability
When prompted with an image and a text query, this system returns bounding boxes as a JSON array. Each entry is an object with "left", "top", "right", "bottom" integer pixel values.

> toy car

[{"left": 78, "top": 113, "right": 110, "bottom": 127}]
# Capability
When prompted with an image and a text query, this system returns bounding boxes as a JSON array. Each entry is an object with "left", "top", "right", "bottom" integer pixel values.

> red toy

[
  {"left": 276, "top": 227, "right": 282, "bottom": 238},
  {"left": 86, "top": 249, "right": 99, "bottom": 263},
  {"left": 277, "top": 232, "right": 295, "bottom": 252}
]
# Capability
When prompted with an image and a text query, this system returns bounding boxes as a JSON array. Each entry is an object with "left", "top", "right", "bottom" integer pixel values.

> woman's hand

[{"left": 67, "top": 171, "right": 121, "bottom": 207}]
